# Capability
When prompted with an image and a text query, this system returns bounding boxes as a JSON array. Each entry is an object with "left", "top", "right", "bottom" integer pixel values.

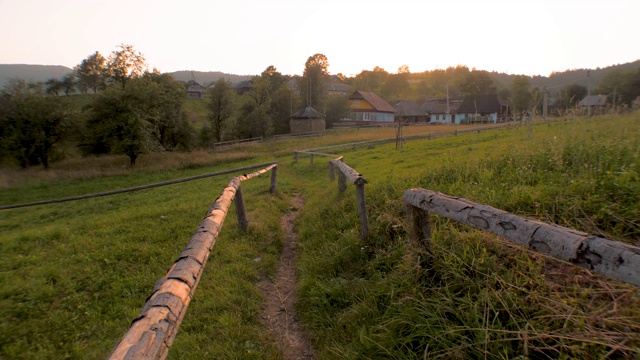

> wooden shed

[{"left": 289, "top": 106, "right": 325, "bottom": 134}]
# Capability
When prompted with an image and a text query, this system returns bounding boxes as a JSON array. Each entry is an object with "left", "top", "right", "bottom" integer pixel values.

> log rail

[
  {"left": 404, "top": 188, "right": 640, "bottom": 287},
  {"left": 107, "top": 163, "right": 278, "bottom": 360}
]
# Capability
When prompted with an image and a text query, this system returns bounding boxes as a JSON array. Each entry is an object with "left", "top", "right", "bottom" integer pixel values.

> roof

[
  {"left": 325, "top": 83, "right": 350, "bottom": 93},
  {"left": 349, "top": 91, "right": 396, "bottom": 113},
  {"left": 394, "top": 101, "right": 423, "bottom": 116},
  {"left": 578, "top": 94, "right": 607, "bottom": 106},
  {"left": 420, "top": 97, "right": 464, "bottom": 114},
  {"left": 457, "top": 94, "right": 503, "bottom": 114},
  {"left": 290, "top": 106, "right": 324, "bottom": 119}
]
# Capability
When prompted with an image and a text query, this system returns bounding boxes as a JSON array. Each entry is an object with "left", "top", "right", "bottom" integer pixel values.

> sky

[{"left": 0, "top": 0, "right": 638, "bottom": 77}]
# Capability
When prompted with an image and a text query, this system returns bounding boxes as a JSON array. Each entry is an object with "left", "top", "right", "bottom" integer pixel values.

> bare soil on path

[{"left": 258, "top": 195, "right": 315, "bottom": 359}]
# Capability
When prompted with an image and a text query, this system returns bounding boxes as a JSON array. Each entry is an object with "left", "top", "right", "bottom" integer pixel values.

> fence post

[
  {"left": 338, "top": 170, "right": 347, "bottom": 193},
  {"left": 294, "top": 152, "right": 298, "bottom": 162},
  {"left": 455, "top": 129, "right": 458, "bottom": 136},
  {"left": 406, "top": 203, "right": 431, "bottom": 254},
  {"left": 329, "top": 161, "right": 335, "bottom": 181},
  {"left": 355, "top": 183, "right": 369, "bottom": 240},
  {"left": 310, "top": 154, "right": 314, "bottom": 165},
  {"left": 234, "top": 182, "right": 249, "bottom": 230},
  {"left": 270, "top": 166, "right": 277, "bottom": 194}
]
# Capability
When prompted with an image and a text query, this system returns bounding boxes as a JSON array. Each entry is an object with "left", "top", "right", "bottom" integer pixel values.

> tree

[
  {"left": 323, "top": 94, "right": 349, "bottom": 126},
  {"left": 74, "top": 51, "right": 107, "bottom": 93},
  {"left": 558, "top": 84, "right": 587, "bottom": 109},
  {"left": 300, "top": 53, "right": 329, "bottom": 107},
  {"left": 461, "top": 70, "right": 497, "bottom": 96},
  {"left": 61, "top": 73, "right": 76, "bottom": 96},
  {"left": 45, "top": 78, "right": 64, "bottom": 96},
  {"left": 382, "top": 73, "right": 410, "bottom": 99},
  {"left": 353, "top": 67, "right": 389, "bottom": 93},
  {"left": 106, "top": 44, "right": 147, "bottom": 88},
  {"left": 398, "top": 65, "right": 410, "bottom": 74},
  {"left": 0, "top": 80, "right": 77, "bottom": 168},
  {"left": 206, "top": 78, "right": 235, "bottom": 143},
  {"left": 83, "top": 73, "right": 192, "bottom": 165},
  {"left": 511, "top": 75, "right": 532, "bottom": 116}
]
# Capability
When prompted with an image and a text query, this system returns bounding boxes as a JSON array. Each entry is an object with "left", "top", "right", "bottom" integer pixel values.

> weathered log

[
  {"left": 337, "top": 169, "right": 347, "bottom": 193},
  {"left": 296, "top": 151, "right": 337, "bottom": 157},
  {"left": 108, "top": 178, "right": 241, "bottom": 360},
  {"left": 310, "top": 154, "right": 314, "bottom": 165},
  {"left": 403, "top": 188, "right": 640, "bottom": 287},
  {"left": 237, "top": 163, "right": 277, "bottom": 181},
  {"left": 356, "top": 184, "right": 369, "bottom": 240},
  {"left": 234, "top": 183, "right": 248, "bottom": 231},
  {"left": 329, "top": 162, "right": 335, "bottom": 181},
  {"left": 330, "top": 160, "right": 368, "bottom": 186},
  {"left": 270, "top": 166, "right": 277, "bottom": 194},
  {"left": 406, "top": 203, "right": 431, "bottom": 253}
]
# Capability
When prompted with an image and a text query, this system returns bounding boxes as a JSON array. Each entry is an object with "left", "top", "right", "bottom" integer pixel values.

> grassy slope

[{"left": 0, "top": 117, "right": 638, "bottom": 358}]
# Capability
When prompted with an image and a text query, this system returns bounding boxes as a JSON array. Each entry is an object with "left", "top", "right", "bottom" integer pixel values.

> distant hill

[
  {"left": 489, "top": 60, "right": 640, "bottom": 94},
  {"left": 0, "top": 64, "right": 73, "bottom": 87},
  {"left": 0, "top": 65, "right": 254, "bottom": 89},
  {"left": 167, "top": 70, "right": 253, "bottom": 87}
]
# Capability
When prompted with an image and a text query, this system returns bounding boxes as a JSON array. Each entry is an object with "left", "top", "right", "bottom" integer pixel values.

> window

[{"left": 354, "top": 100, "right": 360, "bottom": 106}]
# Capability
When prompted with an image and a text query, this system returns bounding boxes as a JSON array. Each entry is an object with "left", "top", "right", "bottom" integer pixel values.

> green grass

[{"left": 1, "top": 115, "right": 639, "bottom": 358}]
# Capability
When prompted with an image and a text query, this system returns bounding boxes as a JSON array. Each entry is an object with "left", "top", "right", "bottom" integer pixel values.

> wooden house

[
  {"left": 394, "top": 100, "right": 429, "bottom": 123},
  {"left": 346, "top": 91, "right": 396, "bottom": 124},
  {"left": 186, "top": 85, "right": 206, "bottom": 99}
]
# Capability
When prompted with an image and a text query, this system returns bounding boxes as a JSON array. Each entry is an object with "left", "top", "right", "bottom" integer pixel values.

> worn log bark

[
  {"left": 107, "top": 179, "right": 240, "bottom": 360},
  {"left": 403, "top": 188, "right": 640, "bottom": 287},
  {"left": 406, "top": 203, "right": 432, "bottom": 253},
  {"left": 356, "top": 184, "right": 369, "bottom": 240},
  {"left": 270, "top": 167, "right": 277, "bottom": 194},
  {"left": 237, "top": 163, "right": 277, "bottom": 181},
  {"left": 330, "top": 160, "right": 368, "bottom": 186},
  {"left": 337, "top": 170, "right": 347, "bottom": 193},
  {"left": 234, "top": 182, "right": 248, "bottom": 231}
]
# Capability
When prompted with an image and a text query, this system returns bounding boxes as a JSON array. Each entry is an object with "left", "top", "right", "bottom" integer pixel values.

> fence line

[
  {"left": 404, "top": 188, "right": 640, "bottom": 287},
  {"left": 213, "top": 136, "right": 263, "bottom": 148},
  {"left": 0, "top": 162, "right": 278, "bottom": 211},
  {"left": 329, "top": 157, "right": 369, "bottom": 240},
  {"left": 106, "top": 163, "right": 277, "bottom": 360}
]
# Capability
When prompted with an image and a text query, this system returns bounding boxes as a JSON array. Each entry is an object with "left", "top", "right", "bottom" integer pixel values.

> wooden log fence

[
  {"left": 213, "top": 136, "right": 263, "bottom": 149},
  {"left": 0, "top": 162, "right": 278, "bottom": 211},
  {"left": 329, "top": 158, "right": 369, "bottom": 240},
  {"left": 404, "top": 188, "right": 640, "bottom": 287},
  {"left": 107, "top": 163, "right": 277, "bottom": 360},
  {"left": 294, "top": 150, "right": 338, "bottom": 165}
]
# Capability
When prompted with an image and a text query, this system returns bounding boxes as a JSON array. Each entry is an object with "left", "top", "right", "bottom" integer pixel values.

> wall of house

[
  {"left": 348, "top": 99, "right": 375, "bottom": 110},
  {"left": 350, "top": 112, "right": 395, "bottom": 122},
  {"left": 290, "top": 118, "right": 326, "bottom": 134}
]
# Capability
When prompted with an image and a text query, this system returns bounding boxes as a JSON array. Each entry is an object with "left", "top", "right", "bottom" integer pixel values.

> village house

[
  {"left": 578, "top": 94, "right": 608, "bottom": 116},
  {"left": 289, "top": 106, "right": 326, "bottom": 134},
  {"left": 420, "top": 94, "right": 507, "bottom": 124},
  {"left": 345, "top": 91, "right": 396, "bottom": 124},
  {"left": 394, "top": 100, "right": 429, "bottom": 123}
]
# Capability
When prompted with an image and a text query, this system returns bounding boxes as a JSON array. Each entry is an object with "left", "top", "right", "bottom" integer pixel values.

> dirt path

[{"left": 258, "top": 195, "right": 315, "bottom": 359}]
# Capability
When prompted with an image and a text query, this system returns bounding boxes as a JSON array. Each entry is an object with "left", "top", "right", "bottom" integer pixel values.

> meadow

[{"left": 0, "top": 116, "right": 638, "bottom": 359}]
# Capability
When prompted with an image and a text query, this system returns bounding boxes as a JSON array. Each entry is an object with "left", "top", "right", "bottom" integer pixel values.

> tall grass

[{"left": 295, "top": 114, "right": 640, "bottom": 359}]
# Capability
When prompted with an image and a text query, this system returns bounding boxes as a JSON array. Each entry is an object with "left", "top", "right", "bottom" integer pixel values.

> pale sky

[{"left": 0, "top": 0, "right": 638, "bottom": 77}]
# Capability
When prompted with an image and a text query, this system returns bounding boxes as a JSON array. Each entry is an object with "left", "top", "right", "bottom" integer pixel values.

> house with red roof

[{"left": 345, "top": 91, "right": 396, "bottom": 124}]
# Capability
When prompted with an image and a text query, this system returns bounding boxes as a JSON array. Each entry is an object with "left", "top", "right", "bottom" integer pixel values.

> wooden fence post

[
  {"left": 406, "top": 203, "right": 431, "bottom": 253},
  {"left": 355, "top": 183, "right": 369, "bottom": 240},
  {"left": 310, "top": 154, "right": 314, "bottom": 165},
  {"left": 270, "top": 166, "right": 277, "bottom": 194},
  {"left": 329, "top": 162, "right": 335, "bottom": 181},
  {"left": 338, "top": 171, "right": 347, "bottom": 193},
  {"left": 234, "top": 182, "right": 248, "bottom": 230},
  {"left": 294, "top": 151, "right": 299, "bottom": 162}
]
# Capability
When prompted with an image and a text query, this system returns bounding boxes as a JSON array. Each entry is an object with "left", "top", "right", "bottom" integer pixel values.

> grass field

[{"left": 0, "top": 115, "right": 638, "bottom": 359}]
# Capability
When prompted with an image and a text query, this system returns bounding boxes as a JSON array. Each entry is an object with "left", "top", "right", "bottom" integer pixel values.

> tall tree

[
  {"left": 0, "top": 80, "right": 77, "bottom": 168},
  {"left": 74, "top": 51, "right": 107, "bottom": 93},
  {"left": 106, "top": 44, "right": 147, "bottom": 88},
  {"left": 300, "top": 53, "right": 329, "bottom": 107},
  {"left": 460, "top": 70, "right": 497, "bottom": 96},
  {"left": 61, "top": 73, "right": 76, "bottom": 96},
  {"left": 83, "top": 73, "right": 192, "bottom": 165},
  {"left": 45, "top": 78, "right": 64, "bottom": 96},
  {"left": 510, "top": 75, "right": 532, "bottom": 116},
  {"left": 206, "top": 78, "right": 235, "bottom": 143}
]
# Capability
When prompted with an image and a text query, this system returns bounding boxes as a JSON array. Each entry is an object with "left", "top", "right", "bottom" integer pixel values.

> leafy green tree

[
  {"left": 558, "top": 84, "right": 587, "bottom": 109},
  {"left": 106, "top": 44, "right": 147, "bottom": 88},
  {"left": 74, "top": 51, "right": 107, "bottom": 93},
  {"left": 619, "top": 68, "right": 640, "bottom": 106},
  {"left": 270, "top": 85, "right": 298, "bottom": 135},
  {"left": 460, "top": 70, "right": 497, "bottom": 96},
  {"left": 83, "top": 73, "right": 192, "bottom": 165},
  {"left": 61, "top": 73, "right": 76, "bottom": 96},
  {"left": 382, "top": 73, "right": 410, "bottom": 100},
  {"left": 45, "top": 78, "right": 64, "bottom": 96},
  {"left": 300, "top": 53, "right": 329, "bottom": 106},
  {"left": 510, "top": 75, "right": 532, "bottom": 116},
  {"left": 353, "top": 67, "right": 389, "bottom": 93},
  {"left": 323, "top": 94, "right": 349, "bottom": 126},
  {"left": 0, "top": 80, "right": 77, "bottom": 168},
  {"left": 206, "top": 78, "right": 235, "bottom": 143}
]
